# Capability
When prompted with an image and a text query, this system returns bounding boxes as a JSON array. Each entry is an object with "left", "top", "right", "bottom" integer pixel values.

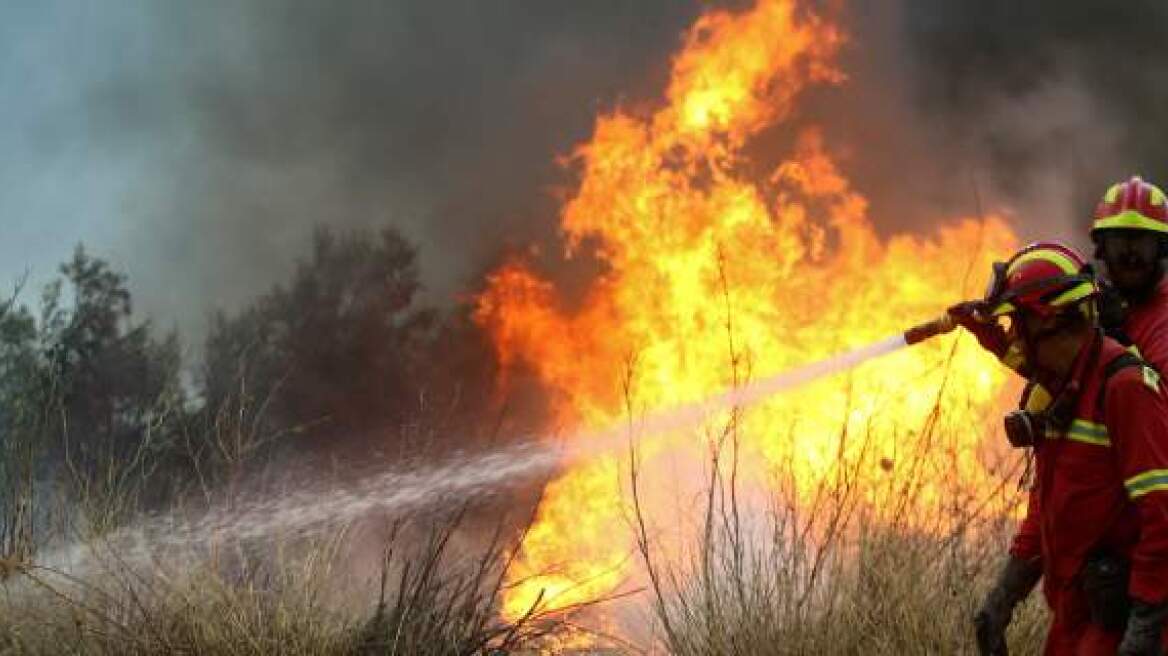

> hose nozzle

[{"left": 904, "top": 314, "right": 958, "bottom": 345}]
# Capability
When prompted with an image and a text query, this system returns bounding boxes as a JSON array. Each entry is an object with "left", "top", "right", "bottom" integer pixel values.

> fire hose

[{"left": 903, "top": 313, "right": 959, "bottom": 345}]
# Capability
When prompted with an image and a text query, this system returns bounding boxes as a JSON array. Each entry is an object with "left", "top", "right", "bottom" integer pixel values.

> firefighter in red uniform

[
  {"left": 1092, "top": 176, "right": 1168, "bottom": 375},
  {"left": 953, "top": 177, "right": 1168, "bottom": 388},
  {"left": 952, "top": 242, "right": 1168, "bottom": 655}
]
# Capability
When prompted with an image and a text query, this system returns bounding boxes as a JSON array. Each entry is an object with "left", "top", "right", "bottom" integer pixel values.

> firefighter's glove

[
  {"left": 948, "top": 301, "right": 1009, "bottom": 358},
  {"left": 974, "top": 556, "right": 1042, "bottom": 656},
  {"left": 1118, "top": 600, "right": 1168, "bottom": 656}
]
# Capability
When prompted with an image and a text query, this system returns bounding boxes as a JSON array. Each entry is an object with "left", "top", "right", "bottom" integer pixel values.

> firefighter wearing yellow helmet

[
  {"left": 952, "top": 242, "right": 1168, "bottom": 655},
  {"left": 1092, "top": 176, "right": 1168, "bottom": 375}
]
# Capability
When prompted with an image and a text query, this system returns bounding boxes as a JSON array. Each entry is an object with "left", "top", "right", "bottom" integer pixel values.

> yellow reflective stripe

[
  {"left": 1024, "top": 384, "right": 1052, "bottom": 413},
  {"left": 1132, "top": 482, "right": 1168, "bottom": 498},
  {"left": 990, "top": 300, "right": 1018, "bottom": 317},
  {"left": 1049, "top": 282, "right": 1096, "bottom": 308},
  {"left": 1065, "top": 419, "right": 1110, "bottom": 446},
  {"left": 1072, "top": 419, "right": 1107, "bottom": 434},
  {"left": 1000, "top": 344, "right": 1028, "bottom": 373},
  {"left": 1008, "top": 249, "right": 1080, "bottom": 276},
  {"left": 1104, "top": 183, "right": 1123, "bottom": 204},
  {"left": 1094, "top": 210, "right": 1168, "bottom": 234},
  {"left": 1126, "top": 469, "right": 1168, "bottom": 498},
  {"left": 1144, "top": 366, "right": 1161, "bottom": 391}
]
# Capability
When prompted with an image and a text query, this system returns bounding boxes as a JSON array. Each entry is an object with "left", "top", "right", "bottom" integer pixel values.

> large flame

[{"left": 475, "top": 0, "right": 1017, "bottom": 621}]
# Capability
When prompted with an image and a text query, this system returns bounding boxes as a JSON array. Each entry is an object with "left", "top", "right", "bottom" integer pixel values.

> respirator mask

[{"left": 1003, "top": 383, "right": 1077, "bottom": 448}]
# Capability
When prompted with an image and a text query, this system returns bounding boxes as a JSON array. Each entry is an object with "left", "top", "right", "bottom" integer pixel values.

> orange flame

[{"left": 475, "top": 0, "right": 1017, "bottom": 621}]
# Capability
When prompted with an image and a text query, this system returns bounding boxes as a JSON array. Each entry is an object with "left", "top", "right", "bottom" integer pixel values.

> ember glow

[{"left": 474, "top": 0, "right": 1017, "bottom": 620}]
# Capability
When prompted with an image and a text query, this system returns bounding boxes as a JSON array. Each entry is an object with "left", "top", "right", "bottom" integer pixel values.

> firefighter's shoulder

[{"left": 1107, "top": 363, "right": 1163, "bottom": 395}]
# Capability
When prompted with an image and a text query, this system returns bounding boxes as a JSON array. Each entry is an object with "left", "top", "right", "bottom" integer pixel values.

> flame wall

[{"left": 474, "top": 0, "right": 1018, "bottom": 620}]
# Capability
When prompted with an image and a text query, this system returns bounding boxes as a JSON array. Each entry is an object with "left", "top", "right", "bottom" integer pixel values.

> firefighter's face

[
  {"left": 1014, "top": 311, "right": 1063, "bottom": 374},
  {"left": 1100, "top": 231, "right": 1163, "bottom": 296}
]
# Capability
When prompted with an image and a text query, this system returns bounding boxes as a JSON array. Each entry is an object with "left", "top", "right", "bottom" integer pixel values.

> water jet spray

[{"left": 31, "top": 312, "right": 968, "bottom": 580}]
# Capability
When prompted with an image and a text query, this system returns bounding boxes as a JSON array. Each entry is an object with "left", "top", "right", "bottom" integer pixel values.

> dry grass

[
  {"left": 0, "top": 371, "right": 580, "bottom": 655},
  {"left": 0, "top": 420, "right": 1049, "bottom": 655},
  {"left": 0, "top": 509, "right": 580, "bottom": 655},
  {"left": 629, "top": 505, "right": 1047, "bottom": 655},
  {"left": 0, "top": 545, "right": 350, "bottom": 654},
  {"left": 627, "top": 369, "right": 1048, "bottom": 654}
]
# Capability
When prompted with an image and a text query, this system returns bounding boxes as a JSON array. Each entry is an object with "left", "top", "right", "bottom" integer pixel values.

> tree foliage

[
  {"left": 0, "top": 247, "right": 184, "bottom": 541},
  {"left": 41, "top": 248, "right": 183, "bottom": 471},
  {"left": 201, "top": 226, "right": 440, "bottom": 452}
]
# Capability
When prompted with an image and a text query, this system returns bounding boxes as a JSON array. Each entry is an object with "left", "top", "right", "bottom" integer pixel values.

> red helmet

[
  {"left": 987, "top": 241, "right": 1097, "bottom": 318},
  {"left": 1091, "top": 176, "right": 1168, "bottom": 237}
]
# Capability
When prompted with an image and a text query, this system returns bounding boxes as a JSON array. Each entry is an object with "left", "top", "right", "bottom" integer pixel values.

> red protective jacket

[
  {"left": 1010, "top": 335, "right": 1168, "bottom": 655},
  {"left": 1123, "top": 278, "right": 1168, "bottom": 375}
]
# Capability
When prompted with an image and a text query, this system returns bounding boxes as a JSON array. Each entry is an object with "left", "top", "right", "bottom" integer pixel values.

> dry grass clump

[
  {"left": 0, "top": 551, "right": 348, "bottom": 655},
  {"left": 0, "top": 510, "right": 575, "bottom": 655},
  {"left": 628, "top": 353, "right": 1048, "bottom": 654},
  {"left": 632, "top": 447, "right": 1047, "bottom": 654},
  {"left": 638, "top": 517, "right": 1046, "bottom": 655},
  {"left": 352, "top": 514, "right": 574, "bottom": 655}
]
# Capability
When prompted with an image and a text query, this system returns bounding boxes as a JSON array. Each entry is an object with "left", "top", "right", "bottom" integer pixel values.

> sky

[{"left": 3, "top": 0, "right": 1166, "bottom": 349}]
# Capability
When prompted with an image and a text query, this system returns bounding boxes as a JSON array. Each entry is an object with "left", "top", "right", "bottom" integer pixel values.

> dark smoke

[
  {"left": 889, "top": 0, "right": 1168, "bottom": 239},
  {"left": 87, "top": 1, "right": 706, "bottom": 337},
  {"left": 11, "top": 0, "right": 1168, "bottom": 341}
]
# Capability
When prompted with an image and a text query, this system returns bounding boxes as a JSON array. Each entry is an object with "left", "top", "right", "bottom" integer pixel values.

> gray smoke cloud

[
  {"left": 887, "top": 1, "right": 1168, "bottom": 239},
  {"left": 1, "top": 0, "right": 704, "bottom": 340},
  {"left": 2, "top": 0, "right": 1165, "bottom": 346},
  {"left": 796, "top": 1, "right": 1164, "bottom": 252}
]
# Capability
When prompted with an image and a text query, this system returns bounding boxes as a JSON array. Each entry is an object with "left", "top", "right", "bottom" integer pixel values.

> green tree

[
  {"left": 38, "top": 248, "right": 183, "bottom": 526},
  {"left": 0, "top": 247, "right": 186, "bottom": 541},
  {"left": 201, "top": 226, "right": 438, "bottom": 453},
  {"left": 0, "top": 291, "right": 42, "bottom": 560},
  {"left": 43, "top": 247, "right": 182, "bottom": 454}
]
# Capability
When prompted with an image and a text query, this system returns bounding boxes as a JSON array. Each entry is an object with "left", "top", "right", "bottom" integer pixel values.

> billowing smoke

[
  {"left": 888, "top": 0, "right": 1168, "bottom": 239},
  {"left": 788, "top": 1, "right": 1168, "bottom": 252},
  {"left": 109, "top": 1, "right": 713, "bottom": 330},
  {"left": 2, "top": 0, "right": 1165, "bottom": 340},
  {"left": 1, "top": 1, "right": 706, "bottom": 337}
]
